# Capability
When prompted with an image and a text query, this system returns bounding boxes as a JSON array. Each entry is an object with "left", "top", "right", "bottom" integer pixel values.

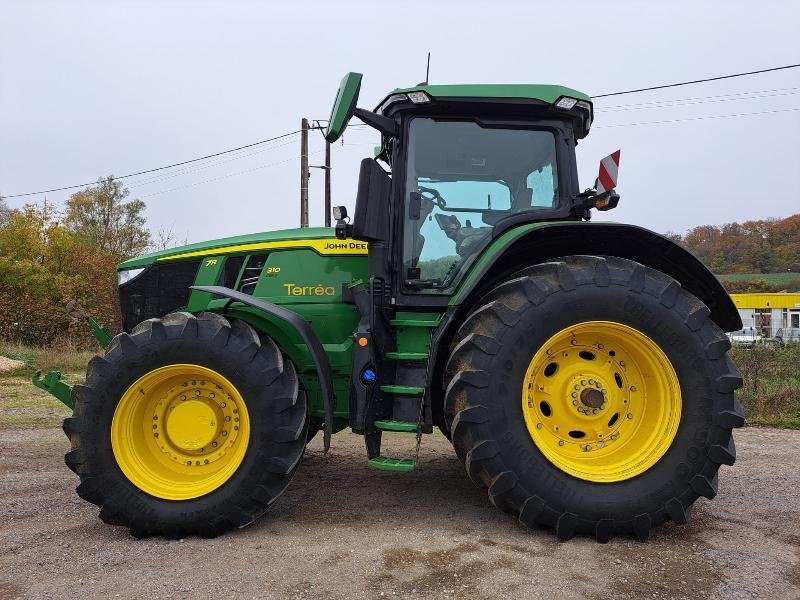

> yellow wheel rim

[
  {"left": 111, "top": 364, "right": 250, "bottom": 500},
  {"left": 522, "top": 321, "right": 681, "bottom": 483}
]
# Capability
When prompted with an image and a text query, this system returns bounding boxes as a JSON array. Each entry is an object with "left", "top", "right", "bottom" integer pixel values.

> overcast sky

[{"left": 1, "top": 0, "right": 798, "bottom": 245}]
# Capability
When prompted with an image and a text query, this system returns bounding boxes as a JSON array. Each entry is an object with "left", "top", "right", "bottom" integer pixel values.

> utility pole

[
  {"left": 300, "top": 118, "right": 309, "bottom": 228},
  {"left": 324, "top": 139, "right": 331, "bottom": 227}
]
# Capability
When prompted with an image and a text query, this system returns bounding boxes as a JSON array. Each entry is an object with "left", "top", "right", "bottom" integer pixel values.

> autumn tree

[{"left": 63, "top": 176, "right": 150, "bottom": 259}]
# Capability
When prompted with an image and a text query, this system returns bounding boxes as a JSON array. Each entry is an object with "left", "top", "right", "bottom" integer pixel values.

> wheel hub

[
  {"left": 580, "top": 388, "right": 605, "bottom": 410},
  {"left": 165, "top": 399, "right": 219, "bottom": 451}
]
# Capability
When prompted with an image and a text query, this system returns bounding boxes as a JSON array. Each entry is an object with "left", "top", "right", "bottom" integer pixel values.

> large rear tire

[
  {"left": 444, "top": 256, "right": 744, "bottom": 542},
  {"left": 63, "top": 312, "right": 307, "bottom": 539}
]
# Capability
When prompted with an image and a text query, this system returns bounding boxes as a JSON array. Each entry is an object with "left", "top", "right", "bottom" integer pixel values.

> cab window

[{"left": 402, "top": 118, "right": 559, "bottom": 291}]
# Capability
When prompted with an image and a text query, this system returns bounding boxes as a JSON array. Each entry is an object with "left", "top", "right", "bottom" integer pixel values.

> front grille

[{"left": 119, "top": 261, "right": 200, "bottom": 331}]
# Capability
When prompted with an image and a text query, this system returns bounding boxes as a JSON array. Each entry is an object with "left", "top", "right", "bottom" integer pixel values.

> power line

[
  {"left": 592, "top": 64, "right": 800, "bottom": 98},
  {"left": 594, "top": 106, "right": 800, "bottom": 129},
  {"left": 0, "top": 130, "right": 301, "bottom": 199},
  {"left": 596, "top": 87, "right": 800, "bottom": 112}
]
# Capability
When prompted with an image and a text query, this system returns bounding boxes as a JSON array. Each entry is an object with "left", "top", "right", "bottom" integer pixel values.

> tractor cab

[{"left": 325, "top": 72, "right": 602, "bottom": 305}]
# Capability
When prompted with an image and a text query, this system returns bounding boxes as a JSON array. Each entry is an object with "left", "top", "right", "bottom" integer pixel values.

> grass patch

[
  {"left": 730, "top": 344, "right": 800, "bottom": 429},
  {"left": 0, "top": 340, "right": 96, "bottom": 378},
  {"left": 718, "top": 273, "right": 800, "bottom": 283},
  {"left": 0, "top": 376, "right": 72, "bottom": 428}
]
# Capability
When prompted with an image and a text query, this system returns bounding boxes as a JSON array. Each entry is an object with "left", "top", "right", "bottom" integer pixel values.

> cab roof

[{"left": 376, "top": 83, "right": 591, "bottom": 113}]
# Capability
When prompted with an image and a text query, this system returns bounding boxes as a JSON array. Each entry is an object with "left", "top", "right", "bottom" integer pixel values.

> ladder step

[
  {"left": 380, "top": 385, "right": 425, "bottom": 395},
  {"left": 390, "top": 318, "right": 439, "bottom": 328},
  {"left": 386, "top": 351, "right": 429, "bottom": 361},
  {"left": 375, "top": 420, "right": 418, "bottom": 432},
  {"left": 368, "top": 456, "right": 415, "bottom": 472}
]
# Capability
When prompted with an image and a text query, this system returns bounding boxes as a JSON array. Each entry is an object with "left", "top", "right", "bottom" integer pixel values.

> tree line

[
  {"left": 667, "top": 213, "right": 800, "bottom": 293},
  {"left": 0, "top": 177, "right": 160, "bottom": 344}
]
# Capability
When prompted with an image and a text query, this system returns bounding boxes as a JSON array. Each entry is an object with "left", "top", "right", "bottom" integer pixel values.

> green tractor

[{"left": 36, "top": 72, "right": 744, "bottom": 542}]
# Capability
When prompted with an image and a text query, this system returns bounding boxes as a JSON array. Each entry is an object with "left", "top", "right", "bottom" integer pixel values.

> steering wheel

[{"left": 417, "top": 186, "right": 447, "bottom": 210}]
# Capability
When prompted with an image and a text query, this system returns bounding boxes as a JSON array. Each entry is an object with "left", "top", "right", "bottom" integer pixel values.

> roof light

[
  {"left": 554, "top": 96, "right": 579, "bottom": 110},
  {"left": 407, "top": 91, "right": 431, "bottom": 104},
  {"left": 376, "top": 93, "right": 408, "bottom": 114}
]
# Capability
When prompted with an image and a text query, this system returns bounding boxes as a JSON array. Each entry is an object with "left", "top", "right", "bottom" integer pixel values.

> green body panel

[
  {"left": 377, "top": 83, "right": 590, "bottom": 112},
  {"left": 119, "top": 226, "right": 341, "bottom": 269}
]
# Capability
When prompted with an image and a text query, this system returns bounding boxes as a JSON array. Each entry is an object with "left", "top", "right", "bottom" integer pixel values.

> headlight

[{"left": 118, "top": 267, "right": 146, "bottom": 286}]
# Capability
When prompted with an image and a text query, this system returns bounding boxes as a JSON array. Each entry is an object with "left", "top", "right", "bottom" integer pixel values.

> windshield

[{"left": 403, "top": 118, "right": 559, "bottom": 291}]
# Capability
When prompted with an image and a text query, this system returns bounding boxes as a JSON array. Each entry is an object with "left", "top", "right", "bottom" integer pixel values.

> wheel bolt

[
  {"left": 220, "top": 402, "right": 227, "bottom": 408},
  {"left": 152, "top": 415, "right": 157, "bottom": 420},
  {"left": 558, "top": 440, "right": 564, "bottom": 446},
  {"left": 571, "top": 392, "right": 577, "bottom": 398},
  {"left": 589, "top": 379, "right": 595, "bottom": 385},
  {"left": 627, "top": 413, "right": 633, "bottom": 420},
  {"left": 574, "top": 385, "right": 580, "bottom": 391},
  {"left": 209, "top": 393, "right": 216, "bottom": 399},
  {"left": 234, "top": 426, "right": 239, "bottom": 431},
  {"left": 597, "top": 344, "right": 604, "bottom": 349},
  {"left": 212, "top": 441, "right": 218, "bottom": 447},
  {"left": 204, "top": 459, "right": 209, "bottom": 464},
  {"left": 572, "top": 400, "right": 578, "bottom": 406},
  {"left": 581, "top": 380, "right": 587, "bottom": 386},
  {"left": 619, "top": 361, "right": 626, "bottom": 367},
  {"left": 221, "top": 430, "right": 228, "bottom": 436},
  {"left": 598, "top": 441, "right": 605, "bottom": 448},
  {"left": 584, "top": 444, "right": 592, "bottom": 452},
  {"left": 186, "top": 460, "right": 192, "bottom": 466},
  {"left": 225, "top": 416, "right": 231, "bottom": 422},
  {"left": 592, "top": 408, "right": 598, "bottom": 414},
  {"left": 180, "top": 395, "right": 186, "bottom": 401},
  {"left": 630, "top": 386, "right": 637, "bottom": 392}
]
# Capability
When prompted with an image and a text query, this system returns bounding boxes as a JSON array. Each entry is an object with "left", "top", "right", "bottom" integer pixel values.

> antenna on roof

[{"left": 424, "top": 52, "right": 431, "bottom": 85}]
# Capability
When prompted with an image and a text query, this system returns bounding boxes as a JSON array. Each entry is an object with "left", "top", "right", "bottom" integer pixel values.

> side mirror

[{"left": 325, "top": 73, "right": 363, "bottom": 143}]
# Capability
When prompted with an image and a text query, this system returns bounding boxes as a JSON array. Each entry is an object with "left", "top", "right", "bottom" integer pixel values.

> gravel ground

[{"left": 0, "top": 425, "right": 798, "bottom": 600}]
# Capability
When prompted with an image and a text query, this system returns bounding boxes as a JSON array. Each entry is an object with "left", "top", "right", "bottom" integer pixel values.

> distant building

[{"left": 730, "top": 293, "right": 800, "bottom": 338}]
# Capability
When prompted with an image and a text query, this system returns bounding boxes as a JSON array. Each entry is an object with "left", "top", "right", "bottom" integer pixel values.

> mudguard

[
  {"left": 191, "top": 285, "right": 335, "bottom": 452},
  {"left": 452, "top": 221, "right": 741, "bottom": 332}
]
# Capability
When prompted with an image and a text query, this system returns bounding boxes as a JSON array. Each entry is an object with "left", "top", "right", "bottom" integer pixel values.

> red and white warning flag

[{"left": 596, "top": 150, "right": 621, "bottom": 193}]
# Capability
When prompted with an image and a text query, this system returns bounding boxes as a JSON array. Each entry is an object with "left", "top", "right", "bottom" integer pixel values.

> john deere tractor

[{"left": 35, "top": 72, "right": 744, "bottom": 542}]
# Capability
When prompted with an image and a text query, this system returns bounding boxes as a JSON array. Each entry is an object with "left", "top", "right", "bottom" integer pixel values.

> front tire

[
  {"left": 63, "top": 312, "right": 308, "bottom": 539},
  {"left": 444, "top": 256, "right": 744, "bottom": 542}
]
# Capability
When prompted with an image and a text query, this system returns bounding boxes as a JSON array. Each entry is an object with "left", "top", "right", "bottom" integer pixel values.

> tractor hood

[{"left": 118, "top": 226, "right": 367, "bottom": 270}]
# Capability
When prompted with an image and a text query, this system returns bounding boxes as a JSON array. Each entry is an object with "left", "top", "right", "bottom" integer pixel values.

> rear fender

[{"left": 452, "top": 222, "right": 741, "bottom": 331}]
